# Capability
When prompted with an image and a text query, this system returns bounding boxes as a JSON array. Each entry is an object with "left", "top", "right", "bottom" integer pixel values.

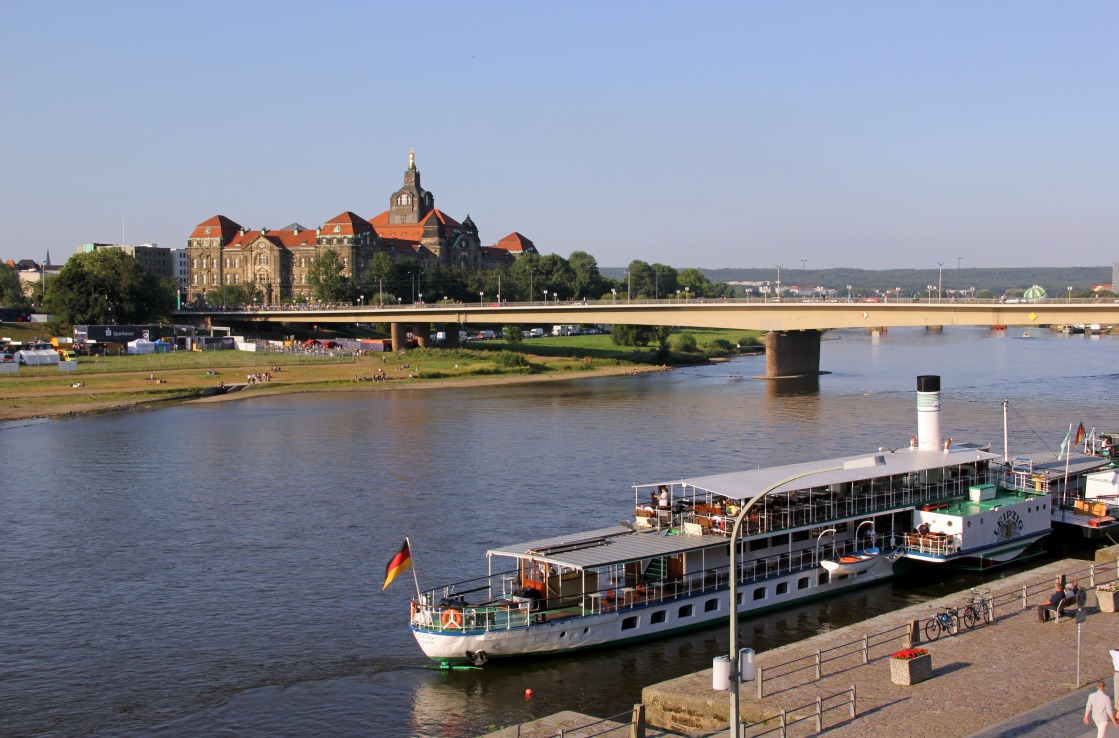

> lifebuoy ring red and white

[{"left": 441, "top": 608, "right": 462, "bottom": 629}]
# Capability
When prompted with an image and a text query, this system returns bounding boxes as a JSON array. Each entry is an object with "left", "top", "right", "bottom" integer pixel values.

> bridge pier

[
  {"left": 444, "top": 324, "right": 461, "bottom": 348},
  {"left": 761, "top": 330, "right": 824, "bottom": 379},
  {"left": 413, "top": 322, "right": 430, "bottom": 348},
  {"left": 390, "top": 322, "right": 407, "bottom": 351}
]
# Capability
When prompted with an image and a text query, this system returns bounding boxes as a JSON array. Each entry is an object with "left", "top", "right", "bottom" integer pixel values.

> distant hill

[{"left": 600, "top": 266, "right": 1112, "bottom": 294}]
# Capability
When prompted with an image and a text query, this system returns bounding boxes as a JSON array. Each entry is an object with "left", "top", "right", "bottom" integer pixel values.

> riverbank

[{"left": 0, "top": 355, "right": 674, "bottom": 423}]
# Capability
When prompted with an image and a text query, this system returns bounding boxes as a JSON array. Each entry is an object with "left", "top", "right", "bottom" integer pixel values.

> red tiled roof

[
  {"left": 323, "top": 211, "right": 373, "bottom": 235},
  {"left": 190, "top": 215, "right": 243, "bottom": 241},
  {"left": 493, "top": 232, "right": 535, "bottom": 252}
]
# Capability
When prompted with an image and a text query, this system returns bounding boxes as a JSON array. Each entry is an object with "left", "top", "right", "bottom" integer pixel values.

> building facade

[{"left": 186, "top": 152, "right": 537, "bottom": 305}]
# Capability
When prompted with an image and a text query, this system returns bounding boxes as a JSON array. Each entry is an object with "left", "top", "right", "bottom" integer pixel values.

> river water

[{"left": 2, "top": 327, "right": 1116, "bottom": 737}]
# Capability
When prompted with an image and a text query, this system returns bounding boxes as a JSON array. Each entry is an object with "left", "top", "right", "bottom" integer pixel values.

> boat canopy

[
  {"left": 659, "top": 444, "right": 1000, "bottom": 501},
  {"left": 487, "top": 525, "right": 718, "bottom": 571}
]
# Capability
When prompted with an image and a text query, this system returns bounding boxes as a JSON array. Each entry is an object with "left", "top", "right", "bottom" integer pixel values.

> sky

[{"left": 2, "top": 1, "right": 1115, "bottom": 270}]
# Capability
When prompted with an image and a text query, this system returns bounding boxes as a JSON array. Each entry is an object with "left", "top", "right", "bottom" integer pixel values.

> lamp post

[
  {"left": 774, "top": 264, "right": 783, "bottom": 301},
  {"left": 685, "top": 286, "right": 690, "bottom": 302},
  {"left": 725, "top": 456, "right": 884, "bottom": 737},
  {"left": 927, "top": 285, "right": 934, "bottom": 302},
  {"left": 846, "top": 285, "right": 852, "bottom": 302},
  {"left": 1068, "top": 286, "right": 1073, "bottom": 303},
  {"left": 611, "top": 288, "right": 617, "bottom": 303},
  {"left": 937, "top": 262, "right": 944, "bottom": 303},
  {"left": 479, "top": 291, "right": 484, "bottom": 307},
  {"left": 957, "top": 256, "right": 963, "bottom": 271},
  {"left": 418, "top": 292, "right": 423, "bottom": 306},
  {"left": 676, "top": 289, "right": 681, "bottom": 302},
  {"left": 358, "top": 294, "right": 364, "bottom": 308}
]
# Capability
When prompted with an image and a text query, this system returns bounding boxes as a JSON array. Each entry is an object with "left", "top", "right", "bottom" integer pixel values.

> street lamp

[
  {"left": 676, "top": 289, "right": 681, "bottom": 302},
  {"left": 957, "top": 256, "right": 963, "bottom": 271},
  {"left": 846, "top": 285, "right": 852, "bottom": 302},
  {"left": 418, "top": 292, "right": 423, "bottom": 306},
  {"left": 725, "top": 455, "right": 886, "bottom": 738},
  {"left": 685, "top": 286, "right": 690, "bottom": 302},
  {"left": 800, "top": 258, "right": 807, "bottom": 273},
  {"left": 927, "top": 285, "right": 934, "bottom": 302},
  {"left": 611, "top": 288, "right": 617, "bottom": 303},
  {"left": 480, "top": 291, "right": 484, "bottom": 306},
  {"left": 937, "top": 262, "right": 944, "bottom": 303},
  {"left": 543, "top": 290, "right": 548, "bottom": 305},
  {"left": 358, "top": 294, "right": 364, "bottom": 307},
  {"left": 774, "top": 264, "right": 783, "bottom": 300},
  {"left": 1068, "top": 286, "right": 1074, "bottom": 303}
]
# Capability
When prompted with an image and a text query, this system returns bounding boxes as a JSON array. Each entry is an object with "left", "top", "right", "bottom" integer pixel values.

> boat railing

[{"left": 895, "top": 530, "right": 962, "bottom": 556}]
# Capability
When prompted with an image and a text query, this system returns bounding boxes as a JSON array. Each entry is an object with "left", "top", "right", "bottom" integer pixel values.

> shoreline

[{"left": 0, "top": 364, "right": 669, "bottom": 425}]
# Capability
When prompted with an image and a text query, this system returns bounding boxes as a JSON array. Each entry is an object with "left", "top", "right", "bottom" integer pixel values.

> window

[
  {"left": 819, "top": 573, "right": 828, "bottom": 585},
  {"left": 300, "top": 258, "right": 306, "bottom": 268},
  {"left": 333, "top": 225, "right": 341, "bottom": 233},
  {"left": 771, "top": 534, "right": 789, "bottom": 546},
  {"left": 752, "top": 587, "right": 766, "bottom": 601},
  {"left": 798, "top": 577, "right": 810, "bottom": 590},
  {"left": 621, "top": 616, "right": 638, "bottom": 631},
  {"left": 776, "top": 582, "right": 788, "bottom": 595},
  {"left": 235, "top": 258, "right": 240, "bottom": 268},
  {"left": 678, "top": 604, "right": 694, "bottom": 618},
  {"left": 792, "top": 530, "right": 810, "bottom": 542},
  {"left": 704, "top": 598, "right": 719, "bottom": 612},
  {"left": 749, "top": 538, "right": 769, "bottom": 552},
  {"left": 651, "top": 610, "right": 666, "bottom": 624},
  {"left": 192, "top": 258, "right": 198, "bottom": 269}
]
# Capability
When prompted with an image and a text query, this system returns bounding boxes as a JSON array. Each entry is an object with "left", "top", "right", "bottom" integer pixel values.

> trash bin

[{"left": 712, "top": 655, "right": 730, "bottom": 691}]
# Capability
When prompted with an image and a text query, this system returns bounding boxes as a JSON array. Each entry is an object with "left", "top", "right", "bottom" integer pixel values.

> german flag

[
  {"left": 1075, "top": 422, "right": 1085, "bottom": 446},
  {"left": 383, "top": 538, "right": 412, "bottom": 590}
]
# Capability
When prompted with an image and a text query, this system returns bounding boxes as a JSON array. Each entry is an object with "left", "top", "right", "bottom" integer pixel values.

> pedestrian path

[
  {"left": 966, "top": 680, "right": 1113, "bottom": 738},
  {"left": 642, "top": 557, "right": 1118, "bottom": 737}
]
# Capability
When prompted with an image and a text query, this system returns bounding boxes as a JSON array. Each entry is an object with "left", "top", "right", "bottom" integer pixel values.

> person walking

[
  {"left": 1084, "top": 680, "right": 1118, "bottom": 738},
  {"left": 1112, "top": 645, "right": 1119, "bottom": 709}
]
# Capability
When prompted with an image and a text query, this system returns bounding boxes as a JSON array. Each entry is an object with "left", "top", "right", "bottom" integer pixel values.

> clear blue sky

[{"left": 2, "top": 1, "right": 1115, "bottom": 270}]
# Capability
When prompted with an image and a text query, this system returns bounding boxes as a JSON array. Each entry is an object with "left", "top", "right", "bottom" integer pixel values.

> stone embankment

[{"left": 643, "top": 547, "right": 1119, "bottom": 737}]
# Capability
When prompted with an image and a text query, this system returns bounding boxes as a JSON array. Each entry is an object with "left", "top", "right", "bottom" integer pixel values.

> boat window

[
  {"left": 836, "top": 574, "right": 849, "bottom": 581},
  {"left": 792, "top": 530, "right": 810, "bottom": 542},
  {"left": 776, "top": 582, "right": 788, "bottom": 595},
  {"left": 798, "top": 577, "right": 810, "bottom": 590},
  {"left": 678, "top": 604, "right": 694, "bottom": 618},
  {"left": 749, "top": 538, "right": 769, "bottom": 551},
  {"left": 736, "top": 592, "right": 743, "bottom": 605},
  {"left": 819, "top": 573, "right": 828, "bottom": 585},
  {"left": 753, "top": 587, "right": 765, "bottom": 601},
  {"left": 621, "top": 616, "right": 638, "bottom": 630},
  {"left": 771, "top": 534, "right": 789, "bottom": 546},
  {"left": 651, "top": 610, "right": 666, "bottom": 624},
  {"left": 704, "top": 598, "right": 719, "bottom": 612}
]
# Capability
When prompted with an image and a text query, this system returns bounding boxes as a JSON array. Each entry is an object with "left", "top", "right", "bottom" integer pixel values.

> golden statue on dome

[{"left": 409, "top": 148, "right": 416, "bottom": 170}]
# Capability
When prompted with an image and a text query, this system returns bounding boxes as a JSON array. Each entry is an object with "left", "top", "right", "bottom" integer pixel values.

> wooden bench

[{"left": 1054, "top": 589, "right": 1088, "bottom": 622}]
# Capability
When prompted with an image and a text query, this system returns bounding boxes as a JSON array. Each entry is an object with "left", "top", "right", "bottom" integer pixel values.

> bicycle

[
  {"left": 960, "top": 587, "right": 992, "bottom": 629},
  {"left": 924, "top": 605, "right": 960, "bottom": 640}
]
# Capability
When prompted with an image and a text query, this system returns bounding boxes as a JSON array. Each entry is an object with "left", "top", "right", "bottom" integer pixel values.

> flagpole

[{"left": 406, "top": 535, "right": 423, "bottom": 603}]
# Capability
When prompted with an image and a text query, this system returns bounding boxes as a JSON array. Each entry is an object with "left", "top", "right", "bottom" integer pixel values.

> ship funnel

[{"left": 916, "top": 375, "right": 941, "bottom": 451}]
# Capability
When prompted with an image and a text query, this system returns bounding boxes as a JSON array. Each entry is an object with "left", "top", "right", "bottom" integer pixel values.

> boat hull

[{"left": 412, "top": 557, "right": 895, "bottom": 664}]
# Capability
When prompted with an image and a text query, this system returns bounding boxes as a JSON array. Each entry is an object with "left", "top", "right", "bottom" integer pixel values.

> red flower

[{"left": 891, "top": 648, "right": 930, "bottom": 660}]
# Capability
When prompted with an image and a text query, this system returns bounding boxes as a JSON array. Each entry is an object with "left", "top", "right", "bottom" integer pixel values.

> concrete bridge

[{"left": 178, "top": 299, "right": 1119, "bottom": 377}]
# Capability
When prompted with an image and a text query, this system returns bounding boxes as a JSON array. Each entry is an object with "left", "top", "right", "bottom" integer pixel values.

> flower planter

[
  {"left": 1098, "top": 589, "right": 1117, "bottom": 613},
  {"left": 891, "top": 653, "right": 933, "bottom": 686}
]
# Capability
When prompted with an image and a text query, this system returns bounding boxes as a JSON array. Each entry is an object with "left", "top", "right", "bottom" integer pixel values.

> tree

[
  {"left": 44, "top": 249, "right": 173, "bottom": 329},
  {"left": 625, "top": 260, "right": 656, "bottom": 298},
  {"left": 308, "top": 249, "right": 358, "bottom": 303},
  {"left": 678, "top": 268, "right": 713, "bottom": 298},
  {"left": 568, "top": 251, "right": 605, "bottom": 298},
  {"left": 502, "top": 325, "right": 524, "bottom": 343},
  {"left": 364, "top": 252, "right": 396, "bottom": 303},
  {"left": 206, "top": 283, "right": 256, "bottom": 308},
  {"left": 611, "top": 324, "right": 659, "bottom": 347},
  {"left": 0, "top": 262, "right": 26, "bottom": 307}
]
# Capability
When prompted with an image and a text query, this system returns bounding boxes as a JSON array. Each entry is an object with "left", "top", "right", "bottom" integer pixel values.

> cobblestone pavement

[
  {"left": 965, "top": 680, "right": 1113, "bottom": 738},
  {"left": 643, "top": 557, "right": 1119, "bottom": 738}
]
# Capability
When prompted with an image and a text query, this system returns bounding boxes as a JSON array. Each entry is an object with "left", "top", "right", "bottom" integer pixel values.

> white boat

[{"left": 409, "top": 376, "right": 1052, "bottom": 665}]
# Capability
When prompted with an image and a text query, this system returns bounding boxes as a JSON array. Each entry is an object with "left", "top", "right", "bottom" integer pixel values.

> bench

[{"left": 1053, "top": 590, "right": 1088, "bottom": 622}]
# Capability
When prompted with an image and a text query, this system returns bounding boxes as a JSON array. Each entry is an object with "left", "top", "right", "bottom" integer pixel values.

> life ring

[{"left": 442, "top": 608, "right": 463, "bottom": 629}]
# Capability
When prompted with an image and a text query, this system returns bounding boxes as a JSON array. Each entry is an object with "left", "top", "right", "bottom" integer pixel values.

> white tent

[
  {"left": 127, "top": 338, "right": 156, "bottom": 355},
  {"left": 15, "top": 349, "right": 60, "bottom": 365}
]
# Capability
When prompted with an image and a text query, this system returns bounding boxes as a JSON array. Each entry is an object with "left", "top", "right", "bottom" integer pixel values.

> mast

[{"left": 1002, "top": 399, "right": 1009, "bottom": 463}]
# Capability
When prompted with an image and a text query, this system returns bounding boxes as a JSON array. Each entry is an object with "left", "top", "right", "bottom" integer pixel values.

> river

[{"left": 1, "top": 326, "right": 1116, "bottom": 737}]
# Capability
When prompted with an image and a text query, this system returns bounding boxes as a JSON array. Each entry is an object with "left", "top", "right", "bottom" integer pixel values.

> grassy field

[{"left": 0, "top": 323, "right": 765, "bottom": 422}]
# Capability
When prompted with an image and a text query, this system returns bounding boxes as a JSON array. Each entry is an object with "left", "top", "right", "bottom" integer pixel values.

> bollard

[
  {"left": 629, "top": 703, "right": 645, "bottom": 738},
  {"left": 862, "top": 634, "right": 869, "bottom": 664},
  {"left": 757, "top": 665, "right": 764, "bottom": 699},
  {"left": 905, "top": 619, "right": 921, "bottom": 647},
  {"left": 815, "top": 696, "right": 823, "bottom": 732},
  {"left": 849, "top": 684, "right": 857, "bottom": 718},
  {"left": 1090, "top": 564, "right": 1096, "bottom": 588},
  {"left": 1022, "top": 585, "right": 1028, "bottom": 610},
  {"left": 815, "top": 649, "right": 821, "bottom": 680},
  {"left": 780, "top": 708, "right": 787, "bottom": 738}
]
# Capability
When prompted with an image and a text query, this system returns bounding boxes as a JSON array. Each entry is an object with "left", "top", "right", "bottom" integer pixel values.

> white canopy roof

[{"left": 657, "top": 444, "right": 999, "bottom": 501}]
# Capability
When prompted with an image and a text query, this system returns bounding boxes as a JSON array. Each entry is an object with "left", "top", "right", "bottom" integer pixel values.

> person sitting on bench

[{"left": 1037, "top": 585, "right": 1066, "bottom": 622}]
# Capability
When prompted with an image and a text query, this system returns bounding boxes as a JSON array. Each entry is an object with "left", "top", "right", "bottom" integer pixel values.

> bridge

[{"left": 177, "top": 299, "right": 1119, "bottom": 378}]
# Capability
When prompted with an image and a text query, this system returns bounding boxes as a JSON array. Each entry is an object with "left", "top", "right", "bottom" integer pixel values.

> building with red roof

[{"left": 186, "top": 151, "right": 536, "bottom": 305}]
